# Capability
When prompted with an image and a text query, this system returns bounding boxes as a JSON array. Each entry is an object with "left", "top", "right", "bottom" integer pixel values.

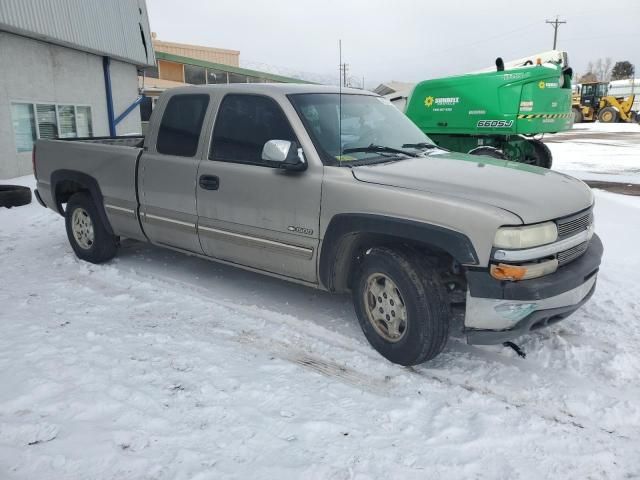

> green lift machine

[{"left": 396, "top": 54, "right": 574, "bottom": 168}]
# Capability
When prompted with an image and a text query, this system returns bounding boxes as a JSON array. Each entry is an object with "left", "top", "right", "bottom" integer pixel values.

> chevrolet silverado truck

[{"left": 33, "top": 84, "right": 603, "bottom": 365}]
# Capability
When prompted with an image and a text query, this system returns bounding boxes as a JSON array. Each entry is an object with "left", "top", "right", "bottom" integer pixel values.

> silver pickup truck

[{"left": 34, "top": 84, "right": 603, "bottom": 365}]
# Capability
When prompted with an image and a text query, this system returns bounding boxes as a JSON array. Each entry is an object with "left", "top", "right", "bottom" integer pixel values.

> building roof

[
  {"left": 0, "top": 0, "right": 155, "bottom": 66},
  {"left": 155, "top": 51, "right": 315, "bottom": 84}
]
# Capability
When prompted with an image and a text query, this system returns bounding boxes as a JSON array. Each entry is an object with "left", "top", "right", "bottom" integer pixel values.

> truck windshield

[{"left": 288, "top": 93, "right": 436, "bottom": 165}]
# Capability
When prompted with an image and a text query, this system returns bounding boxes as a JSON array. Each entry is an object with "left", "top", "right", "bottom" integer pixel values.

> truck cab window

[
  {"left": 157, "top": 94, "right": 209, "bottom": 157},
  {"left": 211, "top": 94, "right": 297, "bottom": 165}
]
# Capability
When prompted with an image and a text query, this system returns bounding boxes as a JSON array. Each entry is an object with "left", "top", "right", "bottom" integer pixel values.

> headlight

[{"left": 494, "top": 221, "right": 558, "bottom": 249}]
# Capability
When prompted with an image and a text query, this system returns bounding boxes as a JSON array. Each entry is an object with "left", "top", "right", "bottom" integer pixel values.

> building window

[
  {"left": 144, "top": 65, "right": 159, "bottom": 79},
  {"left": 228, "top": 72, "right": 248, "bottom": 84},
  {"left": 10, "top": 102, "right": 93, "bottom": 151},
  {"left": 76, "top": 106, "right": 93, "bottom": 137},
  {"left": 11, "top": 104, "right": 37, "bottom": 152},
  {"left": 207, "top": 68, "right": 228, "bottom": 84},
  {"left": 184, "top": 64, "right": 206, "bottom": 85},
  {"left": 36, "top": 104, "right": 58, "bottom": 140},
  {"left": 58, "top": 105, "right": 77, "bottom": 138}
]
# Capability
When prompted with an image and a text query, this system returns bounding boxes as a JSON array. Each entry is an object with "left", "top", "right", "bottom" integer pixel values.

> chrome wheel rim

[
  {"left": 72, "top": 207, "right": 94, "bottom": 249},
  {"left": 363, "top": 273, "right": 408, "bottom": 343}
]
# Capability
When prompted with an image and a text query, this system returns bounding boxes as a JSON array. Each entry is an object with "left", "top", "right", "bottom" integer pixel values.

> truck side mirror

[{"left": 261, "top": 140, "right": 307, "bottom": 172}]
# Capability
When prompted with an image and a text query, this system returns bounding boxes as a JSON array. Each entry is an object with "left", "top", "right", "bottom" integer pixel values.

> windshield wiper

[
  {"left": 401, "top": 142, "right": 438, "bottom": 150},
  {"left": 342, "top": 144, "right": 420, "bottom": 158}
]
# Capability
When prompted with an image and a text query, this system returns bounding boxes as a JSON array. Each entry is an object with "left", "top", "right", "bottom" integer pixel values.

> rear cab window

[{"left": 156, "top": 94, "right": 210, "bottom": 157}]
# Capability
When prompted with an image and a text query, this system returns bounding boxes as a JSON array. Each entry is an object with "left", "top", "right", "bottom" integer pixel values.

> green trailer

[{"left": 402, "top": 61, "right": 574, "bottom": 167}]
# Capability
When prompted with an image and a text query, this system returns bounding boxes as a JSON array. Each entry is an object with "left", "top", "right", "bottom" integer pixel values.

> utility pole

[
  {"left": 545, "top": 16, "right": 566, "bottom": 49},
  {"left": 339, "top": 62, "right": 350, "bottom": 87}
]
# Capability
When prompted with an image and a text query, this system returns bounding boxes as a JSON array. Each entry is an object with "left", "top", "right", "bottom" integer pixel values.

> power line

[{"left": 546, "top": 16, "right": 567, "bottom": 49}]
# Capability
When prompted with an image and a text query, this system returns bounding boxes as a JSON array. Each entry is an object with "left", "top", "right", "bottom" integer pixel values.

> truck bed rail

[{"left": 58, "top": 135, "right": 144, "bottom": 148}]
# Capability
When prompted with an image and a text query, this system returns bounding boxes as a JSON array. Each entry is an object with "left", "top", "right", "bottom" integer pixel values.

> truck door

[
  {"left": 196, "top": 93, "right": 322, "bottom": 283},
  {"left": 138, "top": 93, "right": 210, "bottom": 253}
]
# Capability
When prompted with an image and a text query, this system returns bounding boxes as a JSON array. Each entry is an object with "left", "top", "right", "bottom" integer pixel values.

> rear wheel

[
  {"left": 598, "top": 106, "right": 619, "bottom": 123},
  {"left": 352, "top": 247, "right": 450, "bottom": 365},
  {"left": 65, "top": 192, "right": 118, "bottom": 263},
  {"left": 468, "top": 146, "right": 505, "bottom": 159},
  {"left": 572, "top": 107, "right": 583, "bottom": 124}
]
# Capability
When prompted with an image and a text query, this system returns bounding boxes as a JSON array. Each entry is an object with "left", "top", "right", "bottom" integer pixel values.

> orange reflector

[{"left": 490, "top": 263, "right": 527, "bottom": 281}]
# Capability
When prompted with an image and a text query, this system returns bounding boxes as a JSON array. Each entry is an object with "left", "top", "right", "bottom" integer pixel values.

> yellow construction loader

[{"left": 572, "top": 81, "right": 638, "bottom": 123}]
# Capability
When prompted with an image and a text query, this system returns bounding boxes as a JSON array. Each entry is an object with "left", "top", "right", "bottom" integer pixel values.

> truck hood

[{"left": 351, "top": 152, "right": 593, "bottom": 224}]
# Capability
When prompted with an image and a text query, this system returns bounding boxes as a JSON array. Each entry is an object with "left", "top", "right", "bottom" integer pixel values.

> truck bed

[{"left": 34, "top": 136, "right": 146, "bottom": 241}]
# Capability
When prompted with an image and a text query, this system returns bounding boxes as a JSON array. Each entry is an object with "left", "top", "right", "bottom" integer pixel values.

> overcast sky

[{"left": 147, "top": 0, "right": 640, "bottom": 87}]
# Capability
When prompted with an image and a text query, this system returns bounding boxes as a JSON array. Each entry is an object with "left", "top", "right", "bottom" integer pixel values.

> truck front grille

[
  {"left": 557, "top": 241, "right": 589, "bottom": 265},
  {"left": 556, "top": 210, "right": 593, "bottom": 239},
  {"left": 554, "top": 208, "right": 594, "bottom": 266}
]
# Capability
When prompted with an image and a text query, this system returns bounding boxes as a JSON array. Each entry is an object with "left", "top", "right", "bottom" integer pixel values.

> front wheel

[
  {"left": 65, "top": 192, "right": 118, "bottom": 263},
  {"left": 352, "top": 247, "right": 450, "bottom": 365},
  {"left": 598, "top": 106, "right": 619, "bottom": 123}
]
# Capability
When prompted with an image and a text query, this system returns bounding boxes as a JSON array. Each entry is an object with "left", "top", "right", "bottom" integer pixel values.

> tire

[
  {"left": 525, "top": 139, "right": 553, "bottom": 169},
  {"left": 598, "top": 106, "right": 618, "bottom": 123},
  {"left": 468, "top": 146, "right": 506, "bottom": 159},
  {"left": 572, "top": 107, "right": 583, "bottom": 124},
  {"left": 0, "top": 185, "right": 32, "bottom": 208},
  {"left": 64, "top": 192, "right": 118, "bottom": 263},
  {"left": 352, "top": 247, "right": 450, "bottom": 366}
]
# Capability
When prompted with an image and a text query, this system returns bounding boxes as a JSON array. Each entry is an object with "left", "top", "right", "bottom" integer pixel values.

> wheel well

[
  {"left": 50, "top": 170, "right": 114, "bottom": 235},
  {"left": 54, "top": 179, "right": 89, "bottom": 213},
  {"left": 319, "top": 214, "right": 478, "bottom": 294},
  {"left": 326, "top": 231, "right": 459, "bottom": 294}
]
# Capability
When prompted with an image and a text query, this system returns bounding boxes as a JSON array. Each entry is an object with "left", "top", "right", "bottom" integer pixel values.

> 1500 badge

[
  {"left": 476, "top": 120, "right": 514, "bottom": 128},
  {"left": 288, "top": 226, "right": 314, "bottom": 235}
]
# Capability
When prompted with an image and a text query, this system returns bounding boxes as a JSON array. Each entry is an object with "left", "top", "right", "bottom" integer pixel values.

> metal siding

[{"left": 0, "top": 0, "right": 155, "bottom": 66}]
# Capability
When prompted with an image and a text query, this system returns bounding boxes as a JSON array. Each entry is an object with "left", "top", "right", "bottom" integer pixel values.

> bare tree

[{"left": 593, "top": 57, "right": 613, "bottom": 81}]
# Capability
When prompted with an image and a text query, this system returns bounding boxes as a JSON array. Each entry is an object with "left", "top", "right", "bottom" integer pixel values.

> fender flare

[
  {"left": 319, "top": 213, "right": 479, "bottom": 292},
  {"left": 50, "top": 169, "right": 114, "bottom": 235}
]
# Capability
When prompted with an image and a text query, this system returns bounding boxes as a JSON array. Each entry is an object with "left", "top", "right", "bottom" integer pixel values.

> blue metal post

[
  {"left": 114, "top": 95, "right": 145, "bottom": 126},
  {"left": 102, "top": 56, "right": 116, "bottom": 137}
]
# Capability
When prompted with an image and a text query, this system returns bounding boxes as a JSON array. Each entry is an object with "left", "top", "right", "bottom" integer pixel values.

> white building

[{"left": 0, "top": 0, "right": 155, "bottom": 179}]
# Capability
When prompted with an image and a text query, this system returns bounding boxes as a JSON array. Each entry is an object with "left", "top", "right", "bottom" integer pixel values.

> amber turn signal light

[{"left": 490, "top": 263, "right": 527, "bottom": 281}]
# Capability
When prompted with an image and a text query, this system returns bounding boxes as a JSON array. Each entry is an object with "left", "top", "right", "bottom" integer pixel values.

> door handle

[{"left": 199, "top": 175, "right": 219, "bottom": 190}]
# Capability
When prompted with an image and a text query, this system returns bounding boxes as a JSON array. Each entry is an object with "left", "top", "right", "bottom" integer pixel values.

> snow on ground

[
  {"left": 2, "top": 135, "right": 640, "bottom": 478},
  {"left": 546, "top": 122, "right": 640, "bottom": 183}
]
